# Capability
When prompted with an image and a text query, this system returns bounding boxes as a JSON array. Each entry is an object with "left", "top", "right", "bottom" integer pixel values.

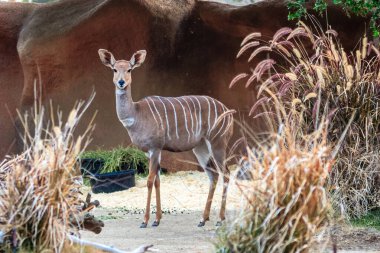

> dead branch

[{"left": 68, "top": 235, "right": 154, "bottom": 253}]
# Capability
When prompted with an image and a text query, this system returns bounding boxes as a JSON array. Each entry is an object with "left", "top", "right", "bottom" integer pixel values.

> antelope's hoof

[
  {"left": 152, "top": 220, "right": 160, "bottom": 227},
  {"left": 197, "top": 221, "right": 206, "bottom": 227},
  {"left": 216, "top": 221, "right": 224, "bottom": 226},
  {"left": 140, "top": 222, "right": 147, "bottom": 228}
]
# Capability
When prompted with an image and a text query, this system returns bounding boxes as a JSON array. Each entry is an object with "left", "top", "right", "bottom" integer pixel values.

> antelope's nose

[{"left": 118, "top": 80, "right": 125, "bottom": 86}]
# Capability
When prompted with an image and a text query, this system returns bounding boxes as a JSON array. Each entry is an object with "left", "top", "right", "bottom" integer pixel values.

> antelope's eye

[
  {"left": 113, "top": 69, "right": 117, "bottom": 73},
  {"left": 127, "top": 69, "right": 132, "bottom": 73}
]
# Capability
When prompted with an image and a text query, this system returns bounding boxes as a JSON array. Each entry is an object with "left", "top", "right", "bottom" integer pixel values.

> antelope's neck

[{"left": 115, "top": 86, "right": 136, "bottom": 127}]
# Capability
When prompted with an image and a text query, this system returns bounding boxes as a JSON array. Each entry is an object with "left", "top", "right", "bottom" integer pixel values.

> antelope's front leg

[
  {"left": 153, "top": 166, "right": 162, "bottom": 227},
  {"left": 141, "top": 150, "right": 160, "bottom": 228}
]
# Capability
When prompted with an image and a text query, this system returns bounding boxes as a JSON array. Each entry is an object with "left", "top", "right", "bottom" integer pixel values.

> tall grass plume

[{"left": 232, "top": 20, "right": 380, "bottom": 218}]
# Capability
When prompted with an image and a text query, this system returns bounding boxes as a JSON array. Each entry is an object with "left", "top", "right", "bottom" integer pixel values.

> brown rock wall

[{"left": 0, "top": 0, "right": 369, "bottom": 171}]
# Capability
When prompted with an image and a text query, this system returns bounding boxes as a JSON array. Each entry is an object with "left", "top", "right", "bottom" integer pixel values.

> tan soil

[
  {"left": 82, "top": 171, "right": 244, "bottom": 211},
  {"left": 81, "top": 171, "right": 380, "bottom": 253}
]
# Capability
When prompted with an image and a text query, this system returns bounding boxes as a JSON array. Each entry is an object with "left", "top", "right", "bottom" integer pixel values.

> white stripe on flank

[
  {"left": 214, "top": 116, "right": 226, "bottom": 138},
  {"left": 204, "top": 96, "right": 211, "bottom": 135},
  {"left": 193, "top": 96, "right": 202, "bottom": 136},
  {"left": 210, "top": 98, "right": 218, "bottom": 130},
  {"left": 221, "top": 113, "right": 234, "bottom": 137},
  {"left": 156, "top": 96, "right": 171, "bottom": 139},
  {"left": 213, "top": 104, "right": 226, "bottom": 138},
  {"left": 188, "top": 97, "right": 198, "bottom": 136},
  {"left": 164, "top": 97, "right": 179, "bottom": 139},
  {"left": 145, "top": 98, "right": 159, "bottom": 126},
  {"left": 174, "top": 97, "right": 191, "bottom": 142},
  {"left": 180, "top": 97, "right": 195, "bottom": 138},
  {"left": 147, "top": 97, "right": 164, "bottom": 131},
  {"left": 220, "top": 103, "right": 232, "bottom": 136}
]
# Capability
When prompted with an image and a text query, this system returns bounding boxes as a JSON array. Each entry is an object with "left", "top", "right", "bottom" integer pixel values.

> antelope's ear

[
  {"left": 130, "top": 50, "right": 146, "bottom": 69},
  {"left": 98, "top": 49, "right": 116, "bottom": 68}
]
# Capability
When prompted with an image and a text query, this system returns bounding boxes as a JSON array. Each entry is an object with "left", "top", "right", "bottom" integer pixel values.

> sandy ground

[
  {"left": 81, "top": 171, "right": 380, "bottom": 253},
  {"left": 82, "top": 210, "right": 217, "bottom": 253},
  {"left": 82, "top": 171, "right": 245, "bottom": 211},
  {"left": 81, "top": 171, "right": 244, "bottom": 253}
]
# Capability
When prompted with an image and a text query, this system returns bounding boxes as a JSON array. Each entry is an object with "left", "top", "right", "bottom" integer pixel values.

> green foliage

[
  {"left": 287, "top": 0, "right": 380, "bottom": 37},
  {"left": 80, "top": 147, "right": 148, "bottom": 174},
  {"left": 352, "top": 209, "right": 380, "bottom": 230},
  {"left": 314, "top": 0, "right": 328, "bottom": 13},
  {"left": 288, "top": 0, "right": 307, "bottom": 20},
  {"left": 83, "top": 177, "right": 91, "bottom": 187}
]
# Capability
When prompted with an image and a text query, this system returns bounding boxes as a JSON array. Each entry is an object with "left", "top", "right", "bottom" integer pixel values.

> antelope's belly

[
  {"left": 162, "top": 135, "right": 204, "bottom": 152},
  {"left": 126, "top": 127, "right": 165, "bottom": 152}
]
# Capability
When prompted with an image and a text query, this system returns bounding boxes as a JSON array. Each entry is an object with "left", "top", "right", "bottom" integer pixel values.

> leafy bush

[
  {"left": 80, "top": 146, "right": 148, "bottom": 175},
  {"left": 215, "top": 107, "right": 332, "bottom": 252},
  {"left": 287, "top": 0, "right": 380, "bottom": 37},
  {"left": 232, "top": 22, "right": 380, "bottom": 218}
]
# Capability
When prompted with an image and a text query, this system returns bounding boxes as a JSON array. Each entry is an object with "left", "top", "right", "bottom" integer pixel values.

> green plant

[
  {"left": 288, "top": 0, "right": 380, "bottom": 37},
  {"left": 80, "top": 146, "right": 148, "bottom": 175},
  {"left": 231, "top": 21, "right": 380, "bottom": 218},
  {"left": 352, "top": 208, "right": 380, "bottom": 230},
  {"left": 83, "top": 177, "right": 91, "bottom": 187}
]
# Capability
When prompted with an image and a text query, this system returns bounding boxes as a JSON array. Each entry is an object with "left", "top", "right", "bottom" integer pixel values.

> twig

[
  {"left": 67, "top": 234, "right": 154, "bottom": 253},
  {"left": 0, "top": 230, "right": 4, "bottom": 244}
]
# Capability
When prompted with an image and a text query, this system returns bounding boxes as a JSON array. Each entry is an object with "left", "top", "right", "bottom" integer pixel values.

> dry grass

[
  {"left": 215, "top": 103, "right": 332, "bottom": 252},
  {"left": 231, "top": 20, "right": 380, "bottom": 218},
  {"left": 0, "top": 95, "right": 95, "bottom": 253}
]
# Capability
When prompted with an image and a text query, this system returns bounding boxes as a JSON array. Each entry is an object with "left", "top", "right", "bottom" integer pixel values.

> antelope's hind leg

[
  {"left": 193, "top": 139, "right": 218, "bottom": 227},
  {"left": 212, "top": 141, "right": 230, "bottom": 226}
]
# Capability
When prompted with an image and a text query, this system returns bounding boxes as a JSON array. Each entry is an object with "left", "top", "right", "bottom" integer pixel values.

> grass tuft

[
  {"left": 215, "top": 99, "right": 332, "bottom": 252},
  {"left": 352, "top": 209, "right": 380, "bottom": 231},
  {"left": 0, "top": 94, "right": 95, "bottom": 253}
]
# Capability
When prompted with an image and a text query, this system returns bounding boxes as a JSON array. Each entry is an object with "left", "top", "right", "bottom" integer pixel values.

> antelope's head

[{"left": 98, "top": 49, "right": 146, "bottom": 90}]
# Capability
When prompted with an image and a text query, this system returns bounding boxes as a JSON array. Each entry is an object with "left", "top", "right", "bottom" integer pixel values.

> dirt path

[
  {"left": 80, "top": 171, "right": 246, "bottom": 252},
  {"left": 82, "top": 209, "right": 380, "bottom": 253},
  {"left": 81, "top": 171, "right": 244, "bottom": 211},
  {"left": 81, "top": 171, "right": 380, "bottom": 253},
  {"left": 82, "top": 209, "right": 217, "bottom": 253},
  {"left": 81, "top": 171, "right": 241, "bottom": 252}
]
